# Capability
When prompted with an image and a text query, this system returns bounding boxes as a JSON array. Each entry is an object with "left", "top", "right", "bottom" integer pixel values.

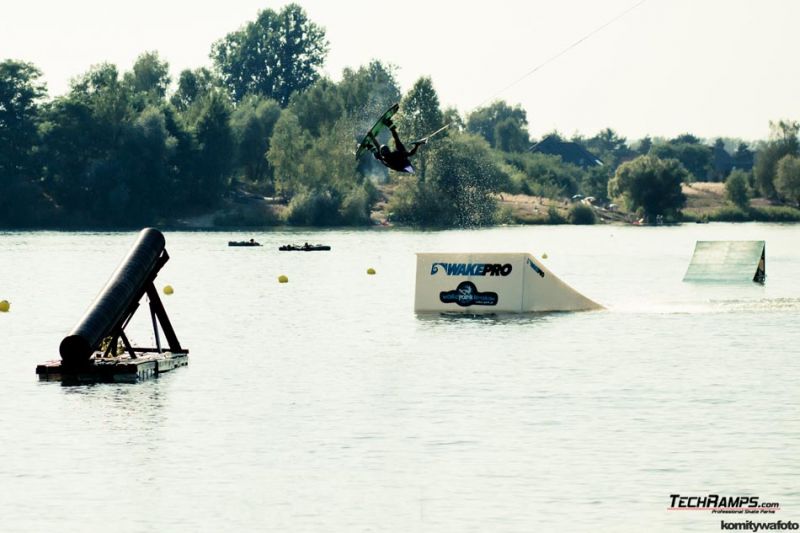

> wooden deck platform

[{"left": 36, "top": 351, "right": 189, "bottom": 384}]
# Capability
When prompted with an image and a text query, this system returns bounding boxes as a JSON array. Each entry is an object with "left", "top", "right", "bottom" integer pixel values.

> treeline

[{"left": 1, "top": 3, "right": 799, "bottom": 228}]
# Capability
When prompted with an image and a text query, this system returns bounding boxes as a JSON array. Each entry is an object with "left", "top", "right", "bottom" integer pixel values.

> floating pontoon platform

[
  {"left": 38, "top": 228, "right": 189, "bottom": 383},
  {"left": 37, "top": 351, "right": 188, "bottom": 384}
]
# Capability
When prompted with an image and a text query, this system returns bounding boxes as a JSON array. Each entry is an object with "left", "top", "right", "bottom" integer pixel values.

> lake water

[{"left": 1, "top": 223, "right": 799, "bottom": 532}]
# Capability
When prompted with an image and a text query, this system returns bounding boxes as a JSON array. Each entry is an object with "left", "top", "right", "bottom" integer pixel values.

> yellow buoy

[
  {"left": 278, "top": 275, "right": 288, "bottom": 283},
  {"left": 0, "top": 300, "right": 9, "bottom": 312},
  {"left": 541, "top": 253, "right": 548, "bottom": 259},
  {"left": 163, "top": 285, "right": 174, "bottom": 295},
  {"left": 367, "top": 268, "right": 376, "bottom": 275}
]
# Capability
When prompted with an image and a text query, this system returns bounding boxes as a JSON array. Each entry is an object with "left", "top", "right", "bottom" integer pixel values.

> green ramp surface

[{"left": 683, "top": 240, "right": 765, "bottom": 283}]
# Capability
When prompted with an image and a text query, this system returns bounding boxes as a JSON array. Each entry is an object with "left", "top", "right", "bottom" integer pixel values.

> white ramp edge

[
  {"left": 683, "top": 240, "right": 765, "bottom": 283},
  {"left": 415, "top": 253, "right": 604, "bottom": 313}
]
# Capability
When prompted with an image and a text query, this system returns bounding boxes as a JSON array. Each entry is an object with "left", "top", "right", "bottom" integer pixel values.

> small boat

[
  {"left": 279, "top": 243, "right": 331, "bottom": 252},
  {"left": 228, "top": 240, "right": 261, "bottom": 247}
]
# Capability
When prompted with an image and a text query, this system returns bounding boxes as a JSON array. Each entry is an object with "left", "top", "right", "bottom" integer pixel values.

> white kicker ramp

[{"left": 415, "top": 253, "right": 603, "bottom": 313}]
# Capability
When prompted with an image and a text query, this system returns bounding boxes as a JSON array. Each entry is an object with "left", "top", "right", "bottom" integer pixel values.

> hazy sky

[{"left": 2, "top": 0, "right": 799, "bottom": 141}]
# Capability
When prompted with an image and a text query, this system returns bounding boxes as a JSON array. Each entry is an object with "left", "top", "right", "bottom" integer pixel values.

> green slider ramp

[{"left": 683, "top": 240, "right": 765, "bottom": 283}]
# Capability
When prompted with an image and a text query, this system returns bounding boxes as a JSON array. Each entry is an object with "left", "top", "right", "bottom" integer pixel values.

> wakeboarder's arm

[
  {"left": 407, "top": 139, "right": 426, "bottom": 157},
  {"left": 367, "top": 133, "right": 384, "bottom": 161}
]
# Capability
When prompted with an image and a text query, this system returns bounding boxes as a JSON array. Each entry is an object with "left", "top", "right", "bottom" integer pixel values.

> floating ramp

[
  {"left": 683, "top": 240, "right": 765, "bottom": 283},
  {"left": 415, "top": 253, "right": 603, "bottom": 313}
]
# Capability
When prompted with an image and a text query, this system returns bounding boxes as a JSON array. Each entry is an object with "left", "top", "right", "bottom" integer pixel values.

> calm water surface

[{"left": 1, "top": 223, "right": 799, "bottom": 532}]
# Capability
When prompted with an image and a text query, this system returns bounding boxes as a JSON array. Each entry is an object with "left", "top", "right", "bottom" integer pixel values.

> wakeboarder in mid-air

[
  {"left": 370, "top": 118, "right": 426, "bottom": 173},
  {"left": 355, "top": 103, "right": 449, "bottom": 174}
]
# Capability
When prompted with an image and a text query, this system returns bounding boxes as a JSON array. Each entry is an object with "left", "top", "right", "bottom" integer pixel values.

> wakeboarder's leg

[{"left": 389, "top": 126, "right": 407, "bottom": 153}]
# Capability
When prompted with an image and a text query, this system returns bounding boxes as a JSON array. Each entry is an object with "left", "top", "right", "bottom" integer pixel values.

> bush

[
  {"left": 608, "top": 155, "right": 688, "bottom": 217},
  {"left": 284, "top": 189, "right": 342, "bottom": 226},
  {"left": 707, "top": 206, "right": 750, "bottom": 222},
  {"left": 725, "top": 169, "right": 750, "bottom": 209},
  {"left": 569, "top": 203, "right": 596, "bottom": 225},
  {"left": 706, "top": 205, "right": 800, "bottom": 222},
  {"left": 339, "top": 185, "right": 372, "bottom": 226},
  {"left": 546, "top": 205, "right": 566, "bottom": 224},
  {"left": 750, "top": 206, "right": 800, "bottom": 222}
]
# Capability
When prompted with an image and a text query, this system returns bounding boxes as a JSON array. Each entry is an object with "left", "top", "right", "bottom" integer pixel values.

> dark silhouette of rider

[{"left": 369, "top": 119, "right": 425, "bottom": 173}]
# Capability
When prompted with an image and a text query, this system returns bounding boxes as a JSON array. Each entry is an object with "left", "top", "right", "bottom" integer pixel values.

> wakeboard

[{"left": 355, "top": 103, "right": 399, "bottom": 159}]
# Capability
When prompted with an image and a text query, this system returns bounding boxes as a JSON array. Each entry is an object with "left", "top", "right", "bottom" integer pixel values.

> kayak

[
  {"left": 279, "top": 244, "right": 331, "bottom": 251},
  {"left": 228, "top": 241, "right": 261, "bottom": 247}
]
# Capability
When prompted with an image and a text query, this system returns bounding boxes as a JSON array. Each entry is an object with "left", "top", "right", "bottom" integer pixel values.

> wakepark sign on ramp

[{"left": 415, "top": 253, "right": 603, "bottom": 313}]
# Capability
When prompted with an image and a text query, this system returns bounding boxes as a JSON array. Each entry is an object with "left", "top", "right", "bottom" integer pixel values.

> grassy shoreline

[{"left": 3, "top": 182, "right": 799, "bottom": 230}]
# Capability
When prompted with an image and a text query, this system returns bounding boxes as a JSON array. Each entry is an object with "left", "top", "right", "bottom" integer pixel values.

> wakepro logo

[{"left": 430, "top": 262, "right": 512, "bottom": 276}]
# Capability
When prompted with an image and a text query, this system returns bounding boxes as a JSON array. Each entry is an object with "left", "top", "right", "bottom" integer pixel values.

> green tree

[
  {"left": 398, "top": 77, "right": 443, "bottom": 142},
  {"left": 503, "top": 151, "right": 582, "bottom": 198},
  {"left": 775, "top": 154, "right": 800, "bottom": 205},
  {"left": 732, "top": 142, "right": 754, "bottom": 172},
  {"left": 725, "top": 169, "right": 750, "bottom": 209},
  {"left": 397, "top": 77, "right": 444, "bottom": 180},
  {"left": 211, "top": 3, "right": 328, "bottom": 105},
  {"left": 115, "top": 106, "right": 176, "bottom": 224},
  {"left": 39, "top": 97, "right": 99, "bottom": 212},
  {"left": 267, "top": 110, "right": 311, "bottom": 198},
  {"left": 270, "top": 111, "right": 369, "bottom": 225},
  {"left": 650, "top": 134, "right": 712, "bottom": 181},
  {"left": 191, "top": 92, "right": 234, "bottom": 206},
  {"left": 300, "top": 121, "right": 357, "bottom": 193},
  {"left": 608, "top": 155, "right": 688, "bottom": 219},
  {"left": 710, "top": 138, "right": 733, "bottom": 181},
  {"left": 753, "top": 120, "right": 799, "bottom": 199},
  {"left": 390, "top": 133, "right": 507, "bottom": 227},
  {"left": 69, "top": 63, "right": 132, "bottom": 145},
  {"left": 466, "top": 101, "right": 528, "bottom": 150},
  {"left": 160, "top": 105, "right": 198, "bottom": 211},
  {"left": 39, "top": 63, "right": 134, "bottom": 219},
  {"left": 171, "top": 67, "right": 216, "bottom": 113},
  {"left": 495, "top": 118, "right": 528, "bottom": 152},
  {"left": 0, "top": 60, "right": 46, "bottom": 185},
  {"left": 581, "top": 165, "right": 613, "bottom": 203},
  {"left": 230, "top": 95, "right": 281, "bottom": 185},
  {"left": 288, "top": 78, "right": 343, "bottom": 137},
  {"left": 124, "top": 51, "right": 171, "bottom": 103},
  {"left": 583, "top": 128, "right": 633, "bottom": 168},
  {"left": 442, "top": 107, "right": 465, "bottom": 131},
  {"left": 635, "top": 136, "right": 653, "bottom": 156},
  {"left": 339, "top": 61, "right": 401, "bottom": 115},
  {"left": 0, "top": 60, "right": 47, "bottom": 225}
]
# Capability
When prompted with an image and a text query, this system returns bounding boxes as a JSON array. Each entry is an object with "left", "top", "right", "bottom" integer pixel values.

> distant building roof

[{"left": 528, "top": 135, "right": 603, "bottom": 168}]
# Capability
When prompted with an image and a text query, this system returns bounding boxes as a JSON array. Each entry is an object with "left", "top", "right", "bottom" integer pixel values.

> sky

[{"left": 2, "top": 0, "right": 799, "bottom": 142}]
